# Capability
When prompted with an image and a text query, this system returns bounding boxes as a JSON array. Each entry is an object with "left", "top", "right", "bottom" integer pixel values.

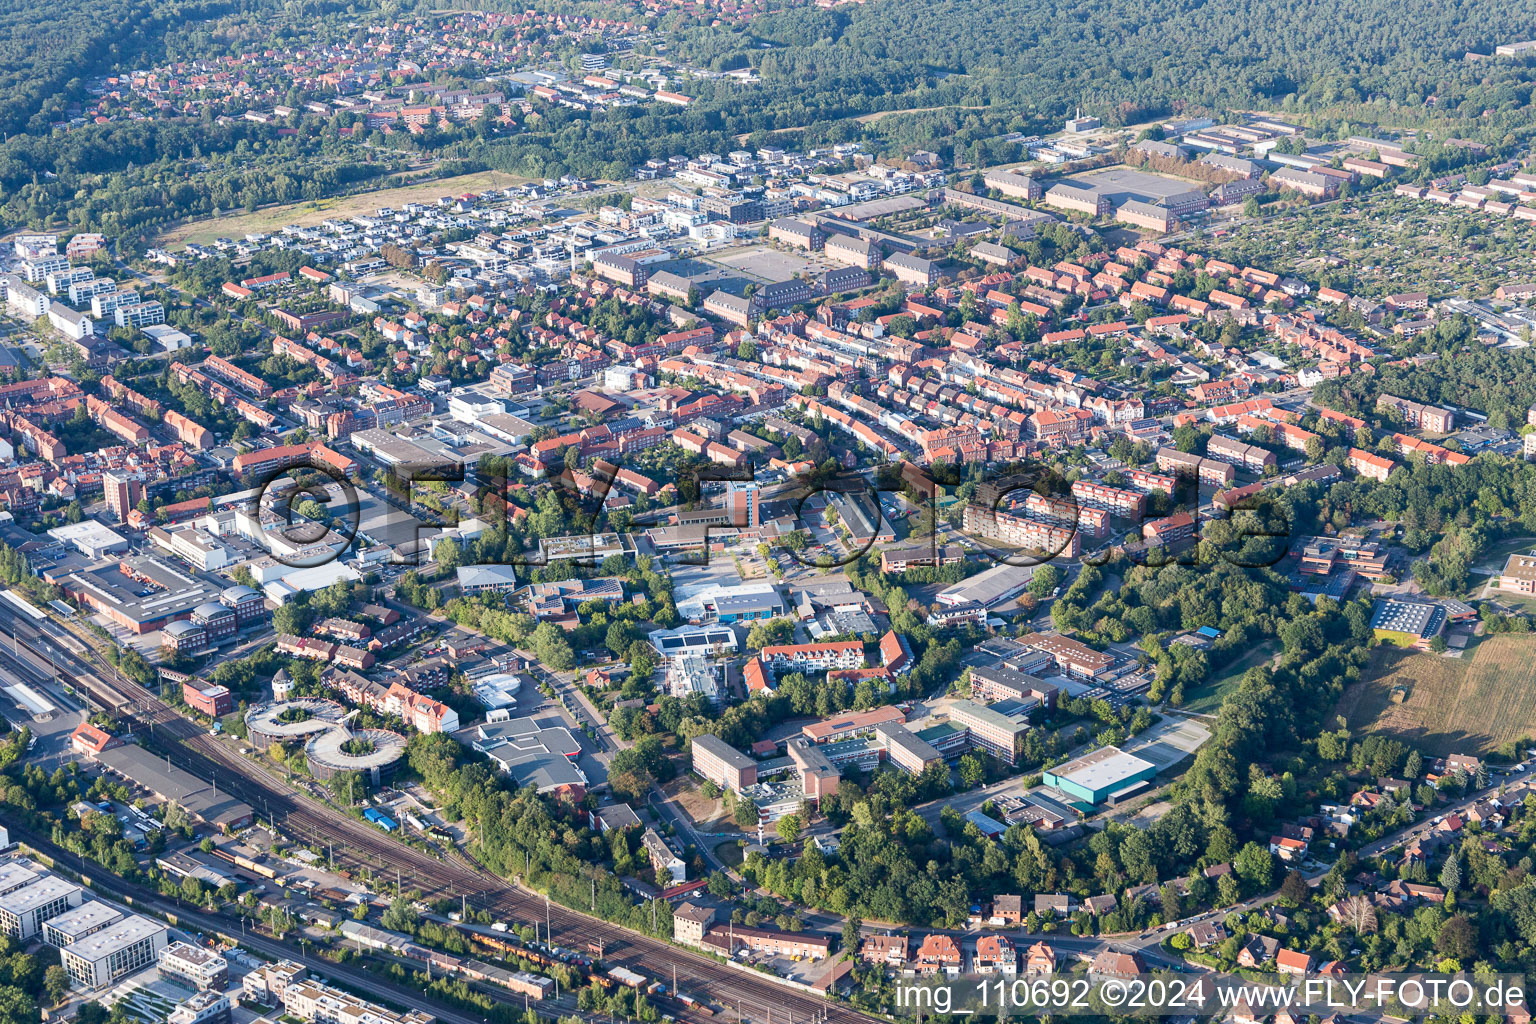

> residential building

[
  {"left": 168, "top": 991, "right": 232, "bottom": 1024},
  {"left": 673, "top": 903, "right": 716, "bottom": 947},
  {"left": 1377, "top": 394, "right": 1455, "bottom": 433},
  {"left": 761, "top": 641, "right": 865, "bottom": 673},
  {"left": 158, "top": 941, "right": 229, "bottom": 990},
  {"left": 642, "top": 829, "right": 686, "bottom": 884},
  {"left": 974, "top": 935, "right": 1017, "bottom": 975},
  {"left": 860, "top": 934, "right": 909, "bottom": 966},
  {"left": 914, "top": 933, "right": 963, "bottom": 975}
]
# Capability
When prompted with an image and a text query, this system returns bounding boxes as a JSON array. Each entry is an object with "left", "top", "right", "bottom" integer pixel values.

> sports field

[
  {"left": 156, "top": 169, "right": 534, "bottom": 247},
  {"left": 1335, "top": 635, "right": 1536, "bottom": 757}
]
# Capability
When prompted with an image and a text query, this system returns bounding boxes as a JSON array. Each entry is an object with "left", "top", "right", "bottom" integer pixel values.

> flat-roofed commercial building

[
  {"left": 969, "top": 665, "right": 1058, "bottom": 710},
  {"left": 94, "top": 744, "right": 254, "bottom": 832},
  {"left": 1500, "top": 553, "right": 1536, "bottom": 595},
  {"left": 787, "top": 739, "right": 840, "bottom": 799},
  {"left": 42, "top": 901, "right": 124, "bottom": 947},
  {"left": 1043, "top": 746, "right": 1158, "bottom": 804},
  {"left": 691, "top": 733, "right": 757, "bottom": 793},
  {"left": 51, "top": 554, "right": 224, "bottom": 635},
  {"left": 875, "top": 721, "right": 945, "bottom": 774},
  {"left": 1370, "top": 598, "right": 1446, "bottom": 649},
  {"left": 0, "top": 876, "right": 82, "bottom": 939},
  {"left": 948, "top": 699, "right": 1030, "bottom": 765},
  {"left": 60, "top": 914, "right": 168, "bottom": 988},
  {"left": 0, "top": 862, "right": 39, "bottom": 898},
  {"left": 881, "top": 542, "right": 965, "bottom": 573}
]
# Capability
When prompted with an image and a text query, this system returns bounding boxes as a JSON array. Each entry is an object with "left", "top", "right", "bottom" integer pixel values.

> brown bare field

[
  {"left": 155, "top": 169, "right": 535, "bottom": 247},
  {"left": 1335, "top": 636, "right": 1536, "bottom": 756},
  {"left": 660, "top": 775, "right": 732, "bottom": 831}
]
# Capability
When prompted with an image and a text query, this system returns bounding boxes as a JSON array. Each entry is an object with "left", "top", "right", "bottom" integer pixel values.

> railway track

[{"left": 3, "top": 610, "right": 872, "bottom": 1024}]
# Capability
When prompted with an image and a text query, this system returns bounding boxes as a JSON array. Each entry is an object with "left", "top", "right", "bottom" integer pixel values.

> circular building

[
  {"left": 244, "top": 698, "right": 347, "bottom": 749},
  {"left": 305, "top": 727, "right": 407, "bottom": 787}
]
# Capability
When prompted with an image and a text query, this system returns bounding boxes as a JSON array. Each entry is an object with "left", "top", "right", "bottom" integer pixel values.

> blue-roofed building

[
  {"left": 964, "top": 810, "right": 1008, "bottom": 839},
  {"left": 608, "top": 416, "right": 644, "bottom": 435},
  {"left": 715, "top": 590, "right": 785, "bottom": 623}
]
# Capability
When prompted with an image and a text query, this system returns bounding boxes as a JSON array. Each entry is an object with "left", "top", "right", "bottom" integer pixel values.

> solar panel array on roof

[{"left": 654, "top": 627, "right": 734, "bottom": 651}]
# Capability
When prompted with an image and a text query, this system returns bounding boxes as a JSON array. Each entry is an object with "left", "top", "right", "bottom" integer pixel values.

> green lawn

[
  {"left": 1180, "top": 640, "right": 1276, "bottom": 714},
  {"left": 1473, "top": 535, "right": 1536, "bottom": 575}
]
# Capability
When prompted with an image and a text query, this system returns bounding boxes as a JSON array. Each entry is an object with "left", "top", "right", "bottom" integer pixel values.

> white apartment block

[
  {"left": 45, "top": 266, "right": 94, "bottom": 295},
  {"left": 48, "top": 305, "right": 96, "bottom": 340},
  {"left": 158, "top": 940, "right": 229, "bottom": 990},
  {"left": 41, "top": 900, "right": 124, "bottom": 947},
  {"left": 91, "top": 290, "right": 141, "bottom": 319},
  {"left": 21, "top": 255, "right": 70, "bottom": 282},
  {"left": 0, "top": 876, "right": 82, "bottom": 939},
  {"left": 70, "top": 277, "right": 116, "bottom": 305},
  {"left": 116, "top": 301, "right": 166, "bottom": 328},
  {"left": 1, "top": 274, "right": 50, "bottom": 318},
  {"left": 59, "top": 915, "right": 168, "bottom": 988}
]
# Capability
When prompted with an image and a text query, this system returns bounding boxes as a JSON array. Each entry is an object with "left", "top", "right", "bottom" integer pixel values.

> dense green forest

[
  {"left": 1315, "top": 346, "right": 1536, "bottom": 430},
  {"left": 673, "top": 0, "right": 1536, "bottom": 129},
  {"left": 0, "top": 0, "right": 272, "bottom": 136},
  {"left": 12, "top": 0, "right": 1536, "bottom": 239}
]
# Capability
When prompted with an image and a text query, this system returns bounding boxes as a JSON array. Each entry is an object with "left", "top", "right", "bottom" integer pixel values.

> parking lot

[{"left": 1120, "top": 716, "right": 1212, "bottom": 771}]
